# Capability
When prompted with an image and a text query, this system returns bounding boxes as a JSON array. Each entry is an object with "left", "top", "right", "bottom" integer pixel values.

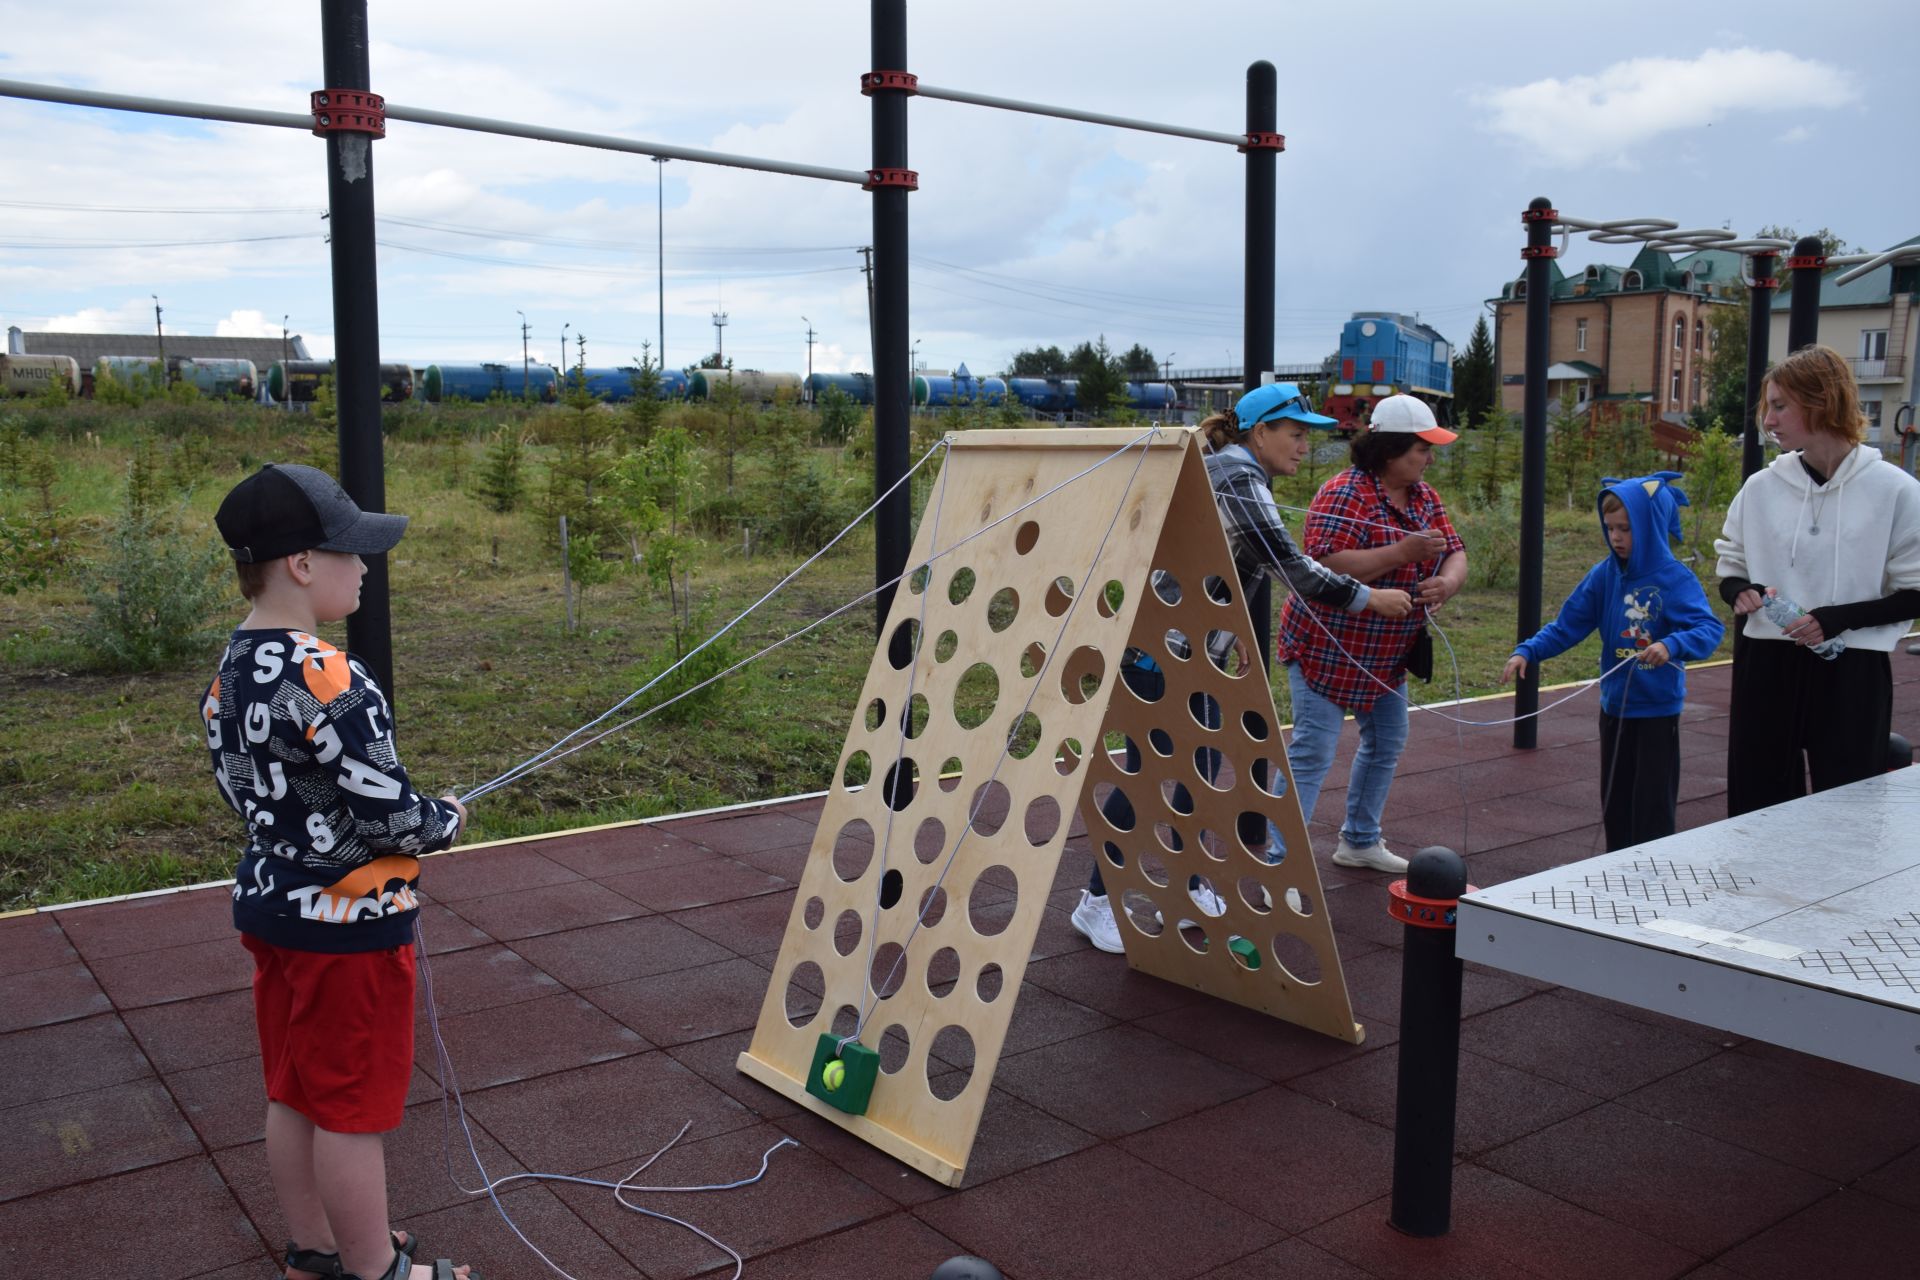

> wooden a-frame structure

[{"left": 738, "top": 427, "right": 1362, "bottom": 1186}]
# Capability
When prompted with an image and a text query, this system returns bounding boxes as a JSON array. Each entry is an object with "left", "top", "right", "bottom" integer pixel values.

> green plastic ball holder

[{"left": 805, "top": 1033, "right": 878, "bottom": 1116}]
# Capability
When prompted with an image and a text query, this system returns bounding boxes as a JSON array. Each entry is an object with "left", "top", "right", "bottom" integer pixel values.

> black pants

[
  {"left": 1598, "top": 712, "right": 1680, "bottom": 852},
  {"left": 1726, "top": 628, "right": 1893, "bottom": 818}
]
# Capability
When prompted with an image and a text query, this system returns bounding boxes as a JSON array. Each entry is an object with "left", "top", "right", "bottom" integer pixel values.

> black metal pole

[
  {"left": 1787, "top": 235, "right": 1825, "bottom": 354},
  {"left": 1388, "top": 846, "right": 1469, "bottom": 1237},
  {"left": 1513, "top": 197, "right": 1554, "bottom": 749},
  {"left": 871, "top": 0, "right": 911, "bottom": 643},
  {"left": 320, "top": 0, "right": 393, "bottom": 700},
  {"left": 1243, "top": 60, "right": 1277, "bottom": 671},
  {"left": 1740, "top": 252, "right": 1778, "bottom": 478}
]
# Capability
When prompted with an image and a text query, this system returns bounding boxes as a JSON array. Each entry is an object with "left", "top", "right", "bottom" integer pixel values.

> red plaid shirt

[{"left": 1276, "top": 467, "right": 1464, "bottom": 711}]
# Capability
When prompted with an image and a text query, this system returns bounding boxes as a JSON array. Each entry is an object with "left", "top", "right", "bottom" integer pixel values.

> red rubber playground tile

[
  {"left": 0, "top": 1013, "right": 153, "bottom": 1109},
  {"left": 581, "top": 956, "right": 778, "bottom": 1048},
  {"left": 0, "top": 912, "right": 80, "bottom": 976},
  {"left": 744, "top": 1213, "right": 970, "bottom": 1280},
  {"left": 415, "top": 991, "right": 649, "bottom": 1091},
  {"left": 121, "top": 988, "right": 259, "bottom": 1074},
  {"left": 88, "top": 935, "right": 253, "bottom": 1008},
  {"left": 0, "top": 960, "right": 110, "bottom": 1032},
  {"left": 445, "top": 876, "right": 647, "bottom": 941},
  {"left": 0, "top": 1078, "right": 200, "bottom": 1202},
  {"left": 415, "top": 844, "right": 580, "bottom": 903},
  {"left": 506, "top": 914, "right": 734, "bottom": 989},
  {"left": 989, "top": 1024, "right": 1267, "bottom": 1141},
  {"left": 534, "top": 821, "right": 720, "bottom": 878},
  {"left": 0, "top": 1158, "right": 266, "bottom": 1280},
  {"left": 49, "top": 886, "right": 234, "bottom": 960},
  {"left": 1714, "top": 1189, "right": 1919, "bottom": 1280},
  {"left": 597, "top": 854, "right": 791, "bottom": 912}
]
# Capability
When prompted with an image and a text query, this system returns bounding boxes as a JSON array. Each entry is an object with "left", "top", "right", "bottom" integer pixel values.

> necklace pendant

[{"left": 1809, "top": 523, "right": 1820, "bottom": 535}]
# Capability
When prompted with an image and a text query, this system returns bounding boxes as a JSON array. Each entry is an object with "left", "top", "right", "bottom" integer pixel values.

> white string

[
  {"left": 415, "top": 918, "right": 796, "bottom": 1280},
  {"left": 460, "top": 427, "right": 1166, "bottom": 803},
  {"left": 459, "top": 434, "right": 949, "bottom": 803},
  {"left": 842, "top": 427, "right": 1162, "bottom": 1049}
]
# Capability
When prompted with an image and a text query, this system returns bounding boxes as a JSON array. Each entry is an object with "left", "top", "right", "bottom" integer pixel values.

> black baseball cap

[{"left": 215, "top": 463, "right": 408, "bottom": 563}]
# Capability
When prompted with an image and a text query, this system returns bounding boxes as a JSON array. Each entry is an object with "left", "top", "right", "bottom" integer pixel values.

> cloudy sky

[{"left": 1, "top": 1, "right": 1910, "bottom": 378}]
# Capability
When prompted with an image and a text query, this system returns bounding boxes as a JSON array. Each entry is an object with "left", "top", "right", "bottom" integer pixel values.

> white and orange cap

[{"left": 1368, "top": 395, "right": 1457, "bottom": 444}]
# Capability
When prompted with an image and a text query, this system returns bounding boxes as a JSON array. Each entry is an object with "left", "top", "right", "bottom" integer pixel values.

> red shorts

[{"left": 242, "top": 933, "right": 416, "bottom": 1134}]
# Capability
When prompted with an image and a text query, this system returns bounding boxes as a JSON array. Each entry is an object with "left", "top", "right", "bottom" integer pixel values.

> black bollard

[
  {"left": 1388, "top": 845, "right": 1471, "bottom": 1237},
  {"left": 1889, "top": 733, "right": 1914, "bottom": 771},
  {"left": 931, "top": 1258, "right": 1004, "bottom": 1280}
]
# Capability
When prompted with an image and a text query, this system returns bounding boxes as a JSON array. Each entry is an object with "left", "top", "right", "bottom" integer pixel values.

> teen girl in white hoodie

[{"left": 1715, "top": 344, "right": 1920, "bottom": 816}]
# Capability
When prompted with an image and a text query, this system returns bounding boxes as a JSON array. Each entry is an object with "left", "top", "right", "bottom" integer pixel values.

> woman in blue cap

[{"left": 1071, "top": 383, "right": 1413, "bottom": 952}]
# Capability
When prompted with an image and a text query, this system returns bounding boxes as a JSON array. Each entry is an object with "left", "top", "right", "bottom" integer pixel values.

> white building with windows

[{"left": 1767, "top": 234, "right": 1919, "bottom": 442}]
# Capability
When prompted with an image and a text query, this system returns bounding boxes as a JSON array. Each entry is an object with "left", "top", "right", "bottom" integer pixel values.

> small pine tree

[
  {"left": 476, "top": 428, "right": 526, "bottom": 513},
  {"left": 1475, "top": 409, "right": 1515, "bottom": 508},
  {"left": 624, "top": 345, "right": 665, "bottom": 447},
  {"left": 1546, "top": 389, "right": 1592, "bottom": 509}
]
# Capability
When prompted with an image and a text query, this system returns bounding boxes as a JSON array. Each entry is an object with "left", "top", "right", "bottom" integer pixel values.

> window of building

[
  {"left": 1671, "top": 366, "right": 1683, "bottom": 403},
  {"left": 1575, "top": 318, "right": 1588, "bottom": 352},
  {"left": 1622, "top": 269, "right": 1643, "bottom": 290},
  {"left": 1694, "top": 320, "right": 1704, "bottom": 353},
  {"left": 1863, "top": 399, "right": 1884, "bottom": 433},
  {"left": 1861, "top": 330, "right": 1889, "bottom": 361},
  {"left": 1514, "top": 279, "right": 1527, "bottom": 300},
  {"left": 1673, "top": 315, "right": 1686, "bottom": 349},
  {"left": 1692, "top": 369, "right": 1702, "bottom": 404}
]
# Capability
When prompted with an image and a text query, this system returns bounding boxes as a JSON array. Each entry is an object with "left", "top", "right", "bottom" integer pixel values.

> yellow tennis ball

[{"left": 822, "top": 1059, "right": 846, "bottom": 1091}]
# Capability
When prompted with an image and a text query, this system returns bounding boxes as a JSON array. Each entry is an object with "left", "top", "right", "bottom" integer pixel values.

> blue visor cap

[{"left": 1235, "top": 381, "right": 1338, "bottom": 429}]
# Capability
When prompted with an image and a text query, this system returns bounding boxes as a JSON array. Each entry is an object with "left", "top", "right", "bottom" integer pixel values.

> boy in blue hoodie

[{"left": 1501, "top": 473, "right": 1725, "bottom": 851}]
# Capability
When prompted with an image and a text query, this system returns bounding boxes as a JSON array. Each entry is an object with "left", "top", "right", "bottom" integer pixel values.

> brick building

[{"left": 1489, "top": 245, "right": 1741, "bottom": 424}]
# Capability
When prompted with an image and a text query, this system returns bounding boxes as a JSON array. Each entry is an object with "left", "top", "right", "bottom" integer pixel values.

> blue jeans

[{"left": 1284, "top": 662, "right": 1409, "bottom": 850}]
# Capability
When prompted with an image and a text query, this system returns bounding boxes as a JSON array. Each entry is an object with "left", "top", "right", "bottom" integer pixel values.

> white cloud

[
  {"left": 1475, "top": 47, "right": 1857, "bottom": 167},
  {"left": 1776, "top": 125, "right": 1813, "bottom": 144},
  {"left": 35, "top": 299, "right": 157, "bottom": 332},
  {"left": 214, "top": 309, "right": 284, "bottom": 337}
]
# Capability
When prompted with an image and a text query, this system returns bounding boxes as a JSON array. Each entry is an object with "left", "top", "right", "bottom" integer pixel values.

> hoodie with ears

[
  {"left": 1515, "top": 472, "right": 1724, "bottom": 718},
  {"left": 1715, "top": 443, "right": 1920, "bottom": 652}
]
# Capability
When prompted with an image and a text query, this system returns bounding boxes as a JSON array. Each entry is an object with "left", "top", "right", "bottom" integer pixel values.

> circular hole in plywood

[
  {"left": 1197, "top": 828, "right": 1230, "bottom": 862},
  {"left": 832, "top": 820, "right": 873, "bottom": 881},
  {"left": 1178, "top": 919, "right": 1211, "bottom": 954},
  {"left": 1238, "top": 876, "right": 1274, "bottom": 914},
  {"left": 1189, "top": 875, "right": 1227, "bottom": 917},
  {"left": 1196, "top": 746, "right": 1237, "bottom": 791},
  {"left": 870, "top": 943, "right": 907, "bottom": 1000},
  {"left": 1121, "top": 649, "right": 1163, "bottom": 702},
  {"left": 1252, "top": 758, "right": 1287, "bottom": 799},
  {"left": 1152, "top": 571, "right": 1183, "bottom": 606},
  {"left": 954, "top": 662, "right": 999, "bottom": 729},
  {"left": 1188, "top": 690, "right": 1221, "bottom": 730},
  {"left": 864, "top": 697, "right": 886, "bottom": 731},
  {"left": 967, "top": 865, "right": 1016, "bottom": 936},
  {"left": 802, "top": 896, "right": 825, "bottom": 929},
  {"left": 1006, "top": 711, "right": 1041, "bottom": 760},
  {"left": 783, "top": 961, "right": 823, "bottom": 1028},
  {"left": 1287, "top": 886, "right": 1316, "bottom": 918},
  {"left": 928, "top": 1026, "right": 975, "bottom": 1100},
  {"left": 967, "top": 781, "right": 1012, "bottom": 837},
  {"left": 1237, "top": 813, "right": 1281, "bottom": 860},
  {"left": 1270, "top": 931, "right": 1324, "bottom": 985},
  {"left": 1164, "top": 627, "right": 1193, "bottom": 661},
  {"left": 879, "top": 867, "right": 903, "bottom": 909},
  {"left": 934, "top": 629, "right": 959, "bottom": 662},
  {"left": 1242, "top": 709, "right": 1270, "bottom": 741},
  {"left": 1113, "top": 734, "right": 1142, "bottom": 772},
  {"left": 1097, "top": 579, "right": 1125, "bottom": 618},
  {"left": 918, "top": 884, "right": 948, "bottom": 926},
  {"left": 1122, "top": 889, "right": 1164, "bottom": 937},
  {"left": 938, "top": 757, "right": 963, "bottom": 793},
  {"left": 927, "top": 946, "right": 960, "bottom": 997},
  {"left": 1045, "top": 575, "right": 1076, "bottom": 617},
  {"left": 842, "top": 750, "right": 872, "bottom": 790},
  {"left": 1024, "top": 795, "right": 1062, "bottom": 845},
  {"left": 907, "top": 564, "right": 930, "bottom": 594},
  {"left": 1092, "top": 781, "right": 1134, "bottom": 831},
  {"left": 1019, "top": 641, "right": 1047, "bottom": 678},
  {"left": 1060, "top": 646, "right": 1106, "bottom": 704},
  {"left": 1054, "top": 737, "right": 1084, "bottom": 776},
  {"left": 976, "top": 962, "right": 1004, "bottom": 1003},
  {"left": 1137, "top": 850, "right": 1171, "bottom": 887},
  {"left": 901, "top": 693, "right": 930, "bottom": 739},
  {"left": 878, "top": 1022, "right": 911, "bottom": 1074},
  {"left": 1204, "top": 574, "right": 1233, "bottom": 605},
  {"left": 829, "top": 1004, "right": 859, "bottom": 1040},
  {"left": 1149, "top": 727, "right": 1175, "bottom": 756},
  {"left": 1153, "top": 821, "right": 1184, "bottom": 854},
  {"left": 1206, "top": 630, "right": 1249, "bottom": 678},
  {"left": 987, "top": 587, "right": 1019, "bottom": 633},
  {"left": 832, "top": 910, "right": 862, "bottom": 956},
  {"left": 880, "top": 758, "right": 919, "bottom": 811},
  {"left": 1101, "top": 840, "right": 1125, "bottom": 869},
  {"left": 1014, "top": 520, "right": 1040, "bottom": 555},
  {"left": 887, "top": 618, "right": 920, "bottom": 669},
  {"left": 948, "top": 566, "right": 977, "bottom": 606},
  {"left": 1160, "top": 777, "right": 1194, "bottom": 816},
  {"left": 913, "top": 817, "right": 946, "bottom": 866}
]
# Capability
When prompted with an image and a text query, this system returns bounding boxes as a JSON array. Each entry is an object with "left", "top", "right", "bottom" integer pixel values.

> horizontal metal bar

[
  {"left": 0, "top": 77, "right": 868, "bottom": 187},
  {"left": 1831, "top": 244, "right": 1920, "bottom": 287},
  {"left": 382, "top": 104, "right": 870, "bottom": 185},
  {"left": 0, "top": 77, "right": 310, "bottom": 129},
  {"left": 916, "top": 82, "right": 1246, "bottom": 147}
]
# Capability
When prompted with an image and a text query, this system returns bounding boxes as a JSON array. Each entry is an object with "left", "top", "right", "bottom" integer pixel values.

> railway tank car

[
  {"left": 686, "top": 369, "right": 802, "bottom": 403},
  {"left": 914, "top": 365, "right": 1008, "bottom": 406},
  {"left": 805, "top": 372, "right": 875, "bottom": 405},
  {"left": 93, "top": 355, "right": 256, "bottom": 399},
  {"left": 423, "top": 362, "right": 559, "bottom": 403},
  {"left": 1320, "top": 312, "right": 1454, "bottom": 432},
  {"left": 268, "top": 360, "right": 415, "bottom": 404},
  {"left": 567, "top": 366, "right": 691, "bottom": 402},
  {"left": 0, "top": 354, "right": 81, "bottom": 397}
]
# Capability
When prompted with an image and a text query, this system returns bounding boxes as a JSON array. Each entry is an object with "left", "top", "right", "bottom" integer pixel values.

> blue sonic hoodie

[{"left": 1513, "top": 472, "right": 1724, "bottom": 718}]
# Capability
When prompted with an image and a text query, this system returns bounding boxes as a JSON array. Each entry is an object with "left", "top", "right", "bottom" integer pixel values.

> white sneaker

[
  {"left": 1070, "top": 890, "right": 1125, "bottom": 953},
  {"left": 1189, "top": 883, "right": 1227, "bottom": 917},
  {"left": 1284, "top": 886, "right": 1304, "bottom": 913},
  {"left": 1331, "top": 838, "right": 1408, "bottom": 873}
]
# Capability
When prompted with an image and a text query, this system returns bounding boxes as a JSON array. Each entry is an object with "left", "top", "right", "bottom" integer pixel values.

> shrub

[
  {"left": 1453, "top": 491, "right": 1520, "bottom": 589},
  {"left": 79, "top": 502, "right": 230, "bottom": 672},
  {"left": 476, "top": 427, "right": 526, "bottom": 513}
]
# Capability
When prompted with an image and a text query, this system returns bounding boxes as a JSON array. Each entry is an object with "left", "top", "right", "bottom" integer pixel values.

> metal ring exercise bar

[{"left": 1547, "top": 213, "right": 1920, "bottom": 286}]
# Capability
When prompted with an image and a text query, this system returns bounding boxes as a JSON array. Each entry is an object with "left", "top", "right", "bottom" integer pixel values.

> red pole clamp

[
  {"left": 1520, "top": 245, "right": 1559, "bottom": 259},
  {"left": 864, "top": 168, "right": 919, "bottom": 191},
  {"left": 311, "top": 89, "right": 385, "bottom": 138},
  {"left": 1751, "top": 277, "right": 1779, "bottom": 290},
  {"left": 861, "top": 70, "right": 918, "bottom": 95},
  {"left": 1786, "top": 254, "right": 1827, "bottom": 270},
  {"left": 1387, "top": 879, "right": 1476, "bottom": 930},
  {"left": 1521, "top": 206, "right": 1560, "bottom": 223},
  {"left": 1239, "top": 131, "right": 1286, "bottom": 153}
]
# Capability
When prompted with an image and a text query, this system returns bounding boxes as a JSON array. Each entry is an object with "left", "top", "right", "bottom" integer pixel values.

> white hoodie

[{"left": 1715, "top": 444, "right": 1920, "bottom": 652}]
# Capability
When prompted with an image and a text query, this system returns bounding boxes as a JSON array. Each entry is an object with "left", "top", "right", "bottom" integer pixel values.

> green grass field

[{"left": 0, "top": 403, "right": 1738, "bottom": 909}]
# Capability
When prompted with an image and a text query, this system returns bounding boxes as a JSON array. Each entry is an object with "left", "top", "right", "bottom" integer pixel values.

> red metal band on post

[
  {"left": 1752, "top": 277, "right": 1779, "bottom": 290},
  {"left": 1786, "top": 254, "right": 1827, "bottom": 270},
  {"left": 1387, "top": 879, "right": 1476, "bottom": 930},
  {"left": 1520, "top": 245, "right": 1559, "bottom": 259},
  {"left": 1238, "top": 130, "right": 1286, "bottom": 152},
  {"left": 864, "top": 168, "right": 918, "bottom": 191},
  {"left": 310, "top": 89, "right": 385, "bottom": 138},
  {"left": 861, "top": 71, "right": 918, "bottom": 95},
  {"left": 1521, "top": 206, "right": 1559, "bottom": 223}
]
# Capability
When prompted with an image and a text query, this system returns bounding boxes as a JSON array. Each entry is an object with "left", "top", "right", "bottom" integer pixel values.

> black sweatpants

[
  {"left": 1725, "top": 627, "right": 1893, "bottom": 818},
  {"left": 1598, "top": 712, "right": 1680, "bottom": 852}
]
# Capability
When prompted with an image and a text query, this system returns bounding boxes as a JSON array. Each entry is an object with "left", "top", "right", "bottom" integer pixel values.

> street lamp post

[
  {"left": 560, "top": 322, "right": 570, "bottom": 386},
  {"left": 654, "top": 156, "right": 668, "bottom": 370}
]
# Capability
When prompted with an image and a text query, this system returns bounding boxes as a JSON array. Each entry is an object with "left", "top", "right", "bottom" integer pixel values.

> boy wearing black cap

[{"left": 206, "top": 464, "right": 474, "bottom": 1280}]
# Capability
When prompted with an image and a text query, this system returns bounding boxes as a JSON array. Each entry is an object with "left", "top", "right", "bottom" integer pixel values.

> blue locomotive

[{"left": 1321, "top": 312, "right": 1453, "bottom": 432}]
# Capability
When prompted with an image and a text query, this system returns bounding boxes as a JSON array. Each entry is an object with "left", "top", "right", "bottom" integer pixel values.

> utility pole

[
  {"left": 803, "top": 316, "right": 817, "bottom": 403},
  {"left": 282, "top": 315, "right": 291, "bottom": 410},
  {"left": 654, "top": 156, "right": 668, "bottom": 370},
  {"left": 712, "top": 301, "right": 728, "bottom": 367},
  {"left": 516, "top": 309, "right": 530, "bottom": 399},
  {"left": 857, "top": 244, "right": 876, "bottom": 372},
  {"left": 152, "top": 294, "right": 167, "bottom": 387},
  {"left": 1162, "top": 353, "right": 1175, "bottom": 424},
  {"left": 560, "top": 322, "right": 570, "bottom": 387}
]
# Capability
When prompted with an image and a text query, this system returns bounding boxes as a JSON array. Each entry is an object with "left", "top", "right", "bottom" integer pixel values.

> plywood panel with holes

[{"left": 738, "top": 426, "right": 1361, "bottom": 1186}]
